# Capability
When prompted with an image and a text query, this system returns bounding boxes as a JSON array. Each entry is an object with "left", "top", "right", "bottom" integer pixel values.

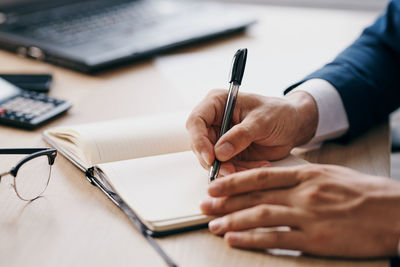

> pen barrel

[
  {"left": 219, "top": 83, "right": 240, "bottom": 137},
  {"left": 209, "top": 83, "right": 239, "bottom": 182}
]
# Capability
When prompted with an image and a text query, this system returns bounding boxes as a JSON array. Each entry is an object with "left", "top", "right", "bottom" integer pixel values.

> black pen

[{"left": 208, "top": 48, "right": 248, "bottom": 182}]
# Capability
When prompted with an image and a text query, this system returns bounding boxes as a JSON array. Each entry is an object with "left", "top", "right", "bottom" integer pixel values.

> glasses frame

[{"left": 0, "top": 148, "right": 57, "bottom": 201}]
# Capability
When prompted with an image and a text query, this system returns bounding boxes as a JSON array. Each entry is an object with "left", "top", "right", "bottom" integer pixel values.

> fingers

[
  {"left": 208, "top": 166, "right": 303, "bottom": 197},
  {"left": 208, "top": 204, "right": 304, "bottom": 235},
  {"left": 219, "top": 162, "right": 236, "bottom": 176},
  {"left": 200, "top": 189, "right": 290, "bottom": 215},
  {"left": 187, "top": 116, "right": 215, "bottom": 167},
  {"left": 225, "top": 229, "right": 306, "bottom": 251},
  {"left": 186, "top": 89, "right": 227, "bottom": 166},
  {"left": 214, "top": 118, "right": 260, "bottom": 162},
  {"left": 231, "top": 159, "right": 271, "bottom": 170},
  {"left": 189, "top": 138, "right": 214, "bottom": 169},
  {"left": 218, "top": 160, "right": 270, "bottom": 177}
]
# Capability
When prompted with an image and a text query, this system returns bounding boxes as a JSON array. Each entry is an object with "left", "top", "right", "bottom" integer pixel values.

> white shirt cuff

[{"left": 290, "top": 78, "right": 349, "bottom": 146}]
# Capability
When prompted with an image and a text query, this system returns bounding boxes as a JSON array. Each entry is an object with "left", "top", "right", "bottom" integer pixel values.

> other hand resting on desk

[{"left": 200, "top": 164, "right": 400, "bottom": 258}]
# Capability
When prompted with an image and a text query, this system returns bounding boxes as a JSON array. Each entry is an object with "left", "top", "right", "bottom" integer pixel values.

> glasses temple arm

[{"left": 0, "top": 171, "right": 10, "bottom": 182}]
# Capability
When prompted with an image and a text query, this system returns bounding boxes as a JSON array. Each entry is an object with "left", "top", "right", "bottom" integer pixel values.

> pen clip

[{"left": 229, "top": 48, "right": 247, "bottom": 85}]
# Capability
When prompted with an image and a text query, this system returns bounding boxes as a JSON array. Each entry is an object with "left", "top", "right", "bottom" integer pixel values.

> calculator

[{"left": 0, "top": 78, "right": 71, "bottom": 129}]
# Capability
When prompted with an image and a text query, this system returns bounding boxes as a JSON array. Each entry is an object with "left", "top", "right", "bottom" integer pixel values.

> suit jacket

[{"left": 286, "top": 0, "right": 400, "bottom": 140}]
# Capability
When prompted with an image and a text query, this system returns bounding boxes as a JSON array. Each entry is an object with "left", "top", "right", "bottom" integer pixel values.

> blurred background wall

[{"left": 217, "top": 0, "right": 389, "bottom": 10}]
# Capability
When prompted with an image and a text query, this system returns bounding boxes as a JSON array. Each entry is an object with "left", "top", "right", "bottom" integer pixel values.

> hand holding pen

[{"left": 186, "top": 48, "right": 315, "bottom": 180}]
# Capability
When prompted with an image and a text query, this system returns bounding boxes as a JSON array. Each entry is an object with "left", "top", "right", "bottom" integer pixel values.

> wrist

[
  {"left": 285, "top": 91, "right": 318, "bottom": 146},
  {"left": 369, "top": 178, "right": 400, "bottom": 256}
]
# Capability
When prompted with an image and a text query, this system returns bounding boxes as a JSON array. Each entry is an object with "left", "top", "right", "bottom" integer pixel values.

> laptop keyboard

[{"left": 9, "top": 0, "right": 186, "bottom": 46}]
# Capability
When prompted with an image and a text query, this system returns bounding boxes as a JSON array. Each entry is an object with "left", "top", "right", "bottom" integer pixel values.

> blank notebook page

[{"left": 98, "top": 151, "right": 208, "bottom": 222}]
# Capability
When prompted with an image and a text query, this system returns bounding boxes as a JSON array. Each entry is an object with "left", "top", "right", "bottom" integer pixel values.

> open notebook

[{"left": 43, "top": 112, "right": 307, "bottom": 236}]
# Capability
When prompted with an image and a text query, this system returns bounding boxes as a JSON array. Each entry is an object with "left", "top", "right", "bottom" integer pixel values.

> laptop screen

[{"left": 0, "top": 0, "right": 82, "bottom": 13}]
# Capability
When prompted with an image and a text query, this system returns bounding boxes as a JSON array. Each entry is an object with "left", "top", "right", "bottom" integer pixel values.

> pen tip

[{"left": 208, "top": 166, "right": 215, "bottom": 183}]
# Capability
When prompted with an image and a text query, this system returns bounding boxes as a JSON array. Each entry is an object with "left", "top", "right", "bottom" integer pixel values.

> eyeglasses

[{"left": 0, "top": 148, "right": 57, "bottom": 201}]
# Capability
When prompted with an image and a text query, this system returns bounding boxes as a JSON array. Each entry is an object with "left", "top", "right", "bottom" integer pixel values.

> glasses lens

[{"left": 14, "top": 155, "right": 51, "bottom": 201}]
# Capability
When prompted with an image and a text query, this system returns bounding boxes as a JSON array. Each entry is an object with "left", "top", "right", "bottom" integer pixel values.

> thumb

[{"left": 214, "top": 121, "right": 257, "bottom": 161}]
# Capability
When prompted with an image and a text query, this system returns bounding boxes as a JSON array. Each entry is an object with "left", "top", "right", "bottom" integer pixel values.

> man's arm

[
  {"left": 286, "top": 0, "right": 400, "bottom": 140},
  {"left": 290, "top": 79, "right": 349, "bottom": 145}
]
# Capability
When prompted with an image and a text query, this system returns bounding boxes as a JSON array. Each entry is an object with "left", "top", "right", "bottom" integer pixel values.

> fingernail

[
  {"left": 200, "top": 198, "right": 213, "bottom": 212},
  {"left": 215, "top": 142, "right": 234, "bottom": 159},
  {"left": 208, "top": 182, "right": 222, "bottom": 196},
  {"left": 201, "top": 151, "right": 212, "bottom": 165},
  {"left": 219, "top": 164, "right": 235, "bottom": 176},
  {"left": 225, "top": 232, "right": 241, "bottom": 245},
  {"left": 209, "top": 218, "right": 224, "bottom": 234},
  {"left": 219, "top": 167, "right": 230, "bottom": 177}
]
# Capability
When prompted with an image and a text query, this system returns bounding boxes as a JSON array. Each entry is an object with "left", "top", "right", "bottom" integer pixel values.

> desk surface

[{"left": 0, "top": 4, "right": 390, "bottom": 267}]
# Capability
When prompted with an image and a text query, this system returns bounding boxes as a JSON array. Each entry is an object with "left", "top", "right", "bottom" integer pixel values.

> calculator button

[
  {"left": 24, "top": 114, "right": 35, "bottom": 120},
  {"left": 20, "top": 107, "right": 32, "bottom": 114},
  {"left": 46, "top": 98, "right": 58, "bottom": 104}
]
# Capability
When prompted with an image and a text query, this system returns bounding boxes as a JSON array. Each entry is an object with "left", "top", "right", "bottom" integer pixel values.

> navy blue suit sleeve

[{"left": 285, "top": 0, "right": 400, "bottom": 140}]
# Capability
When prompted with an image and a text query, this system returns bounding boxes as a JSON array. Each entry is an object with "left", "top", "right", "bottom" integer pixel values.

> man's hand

[
  {"left": 186, "top": 89, "right": 318, "bottom": 175},
  {"left": 200, "top": 164, "right": 400, "bottom": 258}
]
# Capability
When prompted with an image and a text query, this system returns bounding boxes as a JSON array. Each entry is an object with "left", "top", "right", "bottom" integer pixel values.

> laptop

[{"left": 0, "top": 0, "right": 256, "bottom": 73}]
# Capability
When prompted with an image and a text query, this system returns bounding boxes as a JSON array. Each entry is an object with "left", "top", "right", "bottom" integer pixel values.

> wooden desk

[{"left": 0, "top": 4, "right": 389, "bottom": 267}]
